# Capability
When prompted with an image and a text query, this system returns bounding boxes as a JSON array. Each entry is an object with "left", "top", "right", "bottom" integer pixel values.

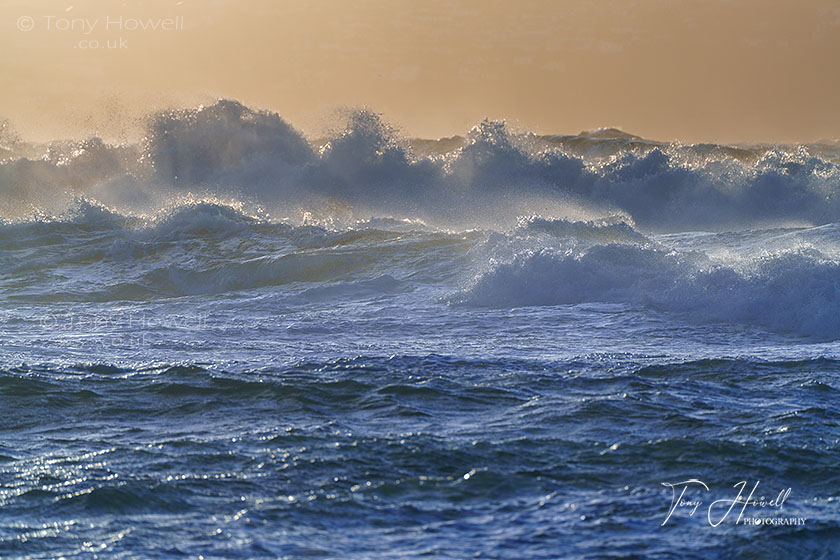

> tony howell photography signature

[{"left": 661, "top": 479, "right": 806, "bottom": 527}]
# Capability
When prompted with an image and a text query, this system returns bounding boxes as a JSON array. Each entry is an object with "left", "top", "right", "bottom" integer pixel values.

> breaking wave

[
  {"left": 3, "top": 100, "right": 840, "bottom": 338},
  {"left": 1, "top": 99, "right": 840, "bottom": 230},
  {"left": 456, "top": 230, "right": 840, "bottom": 338}
]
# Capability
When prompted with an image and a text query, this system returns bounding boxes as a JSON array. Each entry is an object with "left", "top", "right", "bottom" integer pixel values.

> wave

[
  {"left": 147, "top": 99, "right": 315, "bottom": 186},
  {"left": 0, "top": 355, "right": 538, "bottom": 411},
  {"left": 0, "top": 198, "right": 475, "bottom": 301},
  {"left": 2, "top": 99, "right": 840, "bottom": 230},
  {"left": 2, "top": 100, "right": 840, "bottom": 337},
  {"left": 511, "top": 214, "right": 650, "bottom": 246},
  {"left": 4, "top": 201, "right": 840, "bottom": 339},
  {"left": 455, "top": 239, "right": 840, "bottom": 338}
]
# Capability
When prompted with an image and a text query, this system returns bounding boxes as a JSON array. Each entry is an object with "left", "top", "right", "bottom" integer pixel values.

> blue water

[{"left": 1, "top": 102, "right": 839, "bottom": 558}]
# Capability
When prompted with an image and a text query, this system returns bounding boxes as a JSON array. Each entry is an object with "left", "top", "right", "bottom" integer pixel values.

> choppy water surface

[{"left": 1, "top": 102, "right": 839, "bottom": 558}]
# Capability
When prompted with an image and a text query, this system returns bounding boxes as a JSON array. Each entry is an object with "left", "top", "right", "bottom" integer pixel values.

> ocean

[{"left": 0, "top": 101, "right": 838, "bottom": 558}]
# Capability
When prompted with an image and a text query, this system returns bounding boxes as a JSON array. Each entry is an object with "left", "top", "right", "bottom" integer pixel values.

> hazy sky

[{"left": 3, "top": 0, "right": 839, "bottom": 143}]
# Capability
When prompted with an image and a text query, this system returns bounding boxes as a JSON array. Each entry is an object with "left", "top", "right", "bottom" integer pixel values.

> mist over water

[
  {"left": 2, "top": 100, "right": 839, "bottom": 558},
  {"left": 3, "top": 99, "right": 840, "bottom": 337},
  {"left": 3, "top": 99, "right": 840, "bottom": 229}
]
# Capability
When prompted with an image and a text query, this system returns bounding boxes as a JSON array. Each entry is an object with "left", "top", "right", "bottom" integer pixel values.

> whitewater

[{"left": 0, "top": 101, "right": 838, "bottom": 558}]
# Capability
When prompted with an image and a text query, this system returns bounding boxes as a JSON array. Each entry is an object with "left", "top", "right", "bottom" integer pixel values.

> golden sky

[{"left": 2, "top": 0, "right": 839, "bottom": 143}]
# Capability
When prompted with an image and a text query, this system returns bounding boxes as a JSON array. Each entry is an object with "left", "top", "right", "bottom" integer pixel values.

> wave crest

[
  {"left": 456, "top": 242, "right": 840, "bottom": 338},
  {"left": 4, "top": 99, "right": 840, "bottom": 230}
]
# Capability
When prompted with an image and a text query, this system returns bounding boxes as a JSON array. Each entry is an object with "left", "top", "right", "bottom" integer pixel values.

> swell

[
  {"left": 0, "top": 356, "right": 536, "bottom": 420},
  {"left": 4, "top": 355, "right": 837, "bottom": 407},
  {"left": 0, "top": 198, "right": 476, "bottom": 301},
  {"left": 5, "top": 203, "right": 840, "bottom": 340}
]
